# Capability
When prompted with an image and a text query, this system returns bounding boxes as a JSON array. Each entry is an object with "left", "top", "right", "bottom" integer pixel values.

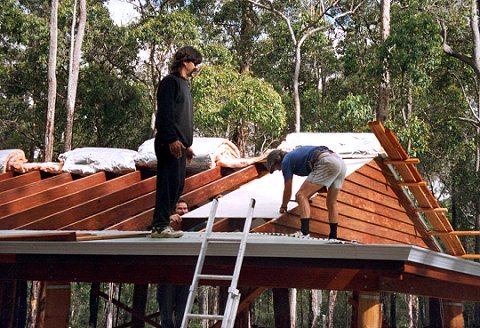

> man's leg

[
  {"left": 174, "top": 285, "right": 190, "bottom": 328},
  {"left": 152, "top": 144, "right": 177, "bottom": 230},
  {"left": 152, "top": 142, "right": 185, "bottom": 237},
  {"left": 326, "top": 187, "right": 340, "bottom": 239},
  {"left": 157, "top": 284, "right": 175, "bottom": 328},
  {"left": 295, "top": 180, "right": 324, "bottom": 235}
]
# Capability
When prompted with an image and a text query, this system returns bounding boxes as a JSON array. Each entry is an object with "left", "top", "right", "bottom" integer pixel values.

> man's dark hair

[
  {"left": 177, "top": 198, "right": 189, "bottom": 207},
  {"left": 170, "top": 46, "right": 203, "bottom": 75}
]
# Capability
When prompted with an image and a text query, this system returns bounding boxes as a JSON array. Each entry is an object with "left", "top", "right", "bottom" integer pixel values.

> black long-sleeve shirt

[{"left": 155, "top": 74, "right": 193, "bottom": 147}]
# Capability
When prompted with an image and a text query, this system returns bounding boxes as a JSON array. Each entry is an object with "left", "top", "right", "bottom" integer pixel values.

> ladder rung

[
  {"left": 198, "top": 274, "right": 233, "bottom": 281},
  {"left": 206, "top": 236, "right": 242, "bottom": 242},
  {"left": 187, "top": 313, "right": 224, "bottom": 320},
  {"left": 397, "top": 181, "right": 426, "bottom": 187},
  {"left": 384, "top": 158, "right": 420, "bottom": 165},
  {"left": 414, "top": 207, "right": 448, "bottom": 213}
]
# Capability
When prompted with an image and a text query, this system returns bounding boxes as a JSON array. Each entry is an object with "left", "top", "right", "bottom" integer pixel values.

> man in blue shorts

[{"left": 266, "top": 146, "right": 347, "bottom": 239}]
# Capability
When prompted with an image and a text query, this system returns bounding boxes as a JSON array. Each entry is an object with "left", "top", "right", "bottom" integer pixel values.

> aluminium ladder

[{"left": 181, "top": 198, "right": 256, "bottom": 328}]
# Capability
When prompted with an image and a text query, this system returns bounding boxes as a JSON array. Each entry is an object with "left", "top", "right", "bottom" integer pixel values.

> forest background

[{"left": 1, "top": 0, "right": 480, "bottom": 327}]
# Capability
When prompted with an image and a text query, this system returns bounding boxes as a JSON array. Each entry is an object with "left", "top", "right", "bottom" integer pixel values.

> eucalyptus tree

[
  {"left": 64, "top": 0, "right": 87, "bottom": 152},
  {"left": 192, "top": 65, "right": 286, "bottom": 155},
  {"left": 128, "top": 0, "right": 201, "bottom": 134},
  {"left": 0, "top": 0, "right": 52, "bottom": 156},
  {"left": 376, "top": 0, "right": 390, "bottom": 122},
  {"left": 246, "top": 0, "right": 364, "bottom": 133},
  {"left": 438, "top": 0, "right": 480, "bottom": 260},
  {"left": 45, "top": 0, "right": 59, "bottom": 162}
]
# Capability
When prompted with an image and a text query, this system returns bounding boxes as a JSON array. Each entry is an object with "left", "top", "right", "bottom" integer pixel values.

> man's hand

[
  {"left": 279, "top": 205, "right": 288, "bottom": 213},
  {"left": 169, "top": 214, "right": 183, "bottom": 224},
  {"left": 169, "top": 140, "right": 185, "bottom": 159},
  {"left": 186, "top": 147, "right": 195, "bottom": 163}
]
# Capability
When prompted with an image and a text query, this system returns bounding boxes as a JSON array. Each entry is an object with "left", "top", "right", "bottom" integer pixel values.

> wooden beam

[
  {"left": 0, "top": 172, "right": 106, "bottom": 221},
  {"left": 397, "top": 181, "right": 427, "bottom": 187},
  {"left": 383, "top": 158, "right": 420, "bottom": 165},
  {"left": 76, "top": 232, "right": 150, "bottom": 241},
  {"left": 93, "top": 289, "right": 161, "bottom": 327},
  {"left": 0, "top": 171, "right": 41, "bottom": 193},
  {"left": 441, "top": 301, "right": 464, "bottom": 328},
  {"left": 357, "top": 292, "right": 382, "bottom": 328},
  {"left": 414, "top": 207, "right": 448, "bottom": 213},
  {"left": 20, "top": 173, "right": 151, "bottom": 230},
  {"left": 60, "top": 191, "right": 156, "bottom": 230},
  {"left": 106, "top": 210, "right": 153, "bottom": 231},
  {"left": 183, "top": 166, "right": 222, "bottom": 193},
  {"left": 402, "top": 263, "right": 480, "bottom": 287},
  {"left": 429, "top": 231, "right": 480, "bottom": 236},
  {"left": 43, "top": 281, "right": 71, "bottom": 328},
  {"left": 0, "top": 232, "right": 77, "bottom": 241},
  {"left": 0, "top": 173, "right": 73, "bottom": 206},
  {"left": 460, "top": 254, "right": 480, "bottom": 260},
  {"left": 0, "top": 171, "right": 14, "bottom": 181},
  {"left": 182, "top": 165, "right": 264, "bottom": 207}
]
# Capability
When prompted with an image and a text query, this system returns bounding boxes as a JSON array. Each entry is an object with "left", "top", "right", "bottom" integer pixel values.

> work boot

[
  {"left": 151, "top": 226, "right": 184, "bottom": 238},
  {"left": 301, "top": 218, "right": 310, "bottom": 236},
  {"left": 328, "top": 223, "right": 338, "bottom": 239}
]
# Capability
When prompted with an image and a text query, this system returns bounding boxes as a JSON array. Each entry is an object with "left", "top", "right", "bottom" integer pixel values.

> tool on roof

[{"left": 181, "top": 197, "right": 255, "bottom": 328}]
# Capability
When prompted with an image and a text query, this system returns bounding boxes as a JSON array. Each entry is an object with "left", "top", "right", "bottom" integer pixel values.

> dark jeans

[
  {"left": 157, "top": 284, "right": 190, "bottom": 328},
  {"left": 152, "top": 139, "right": 187, "bottom": 229}
]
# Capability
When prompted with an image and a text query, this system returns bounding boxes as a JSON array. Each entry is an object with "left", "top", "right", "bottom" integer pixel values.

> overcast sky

[{"left": 107, "top": 0, "right": 138, "bottom": 25}]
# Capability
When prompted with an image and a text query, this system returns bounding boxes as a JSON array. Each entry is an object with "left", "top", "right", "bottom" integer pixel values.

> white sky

[{"left": 107, "top": 0, "right": 138, "bottom": 26}]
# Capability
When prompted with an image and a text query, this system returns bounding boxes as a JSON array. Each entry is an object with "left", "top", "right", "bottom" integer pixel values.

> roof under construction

[{"left": 0, "top": 121, "right": 479, "bottom": 316}]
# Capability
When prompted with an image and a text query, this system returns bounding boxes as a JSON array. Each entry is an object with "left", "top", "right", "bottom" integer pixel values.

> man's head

[
  {"left": 266, "top": 149, "right": 286, "bottom": 173},
  {"left": 175, "top": 199, "right": 189, "bottom": 215},
  {"left": 170, "top": 46, "right": 203, "bottom": 77}
]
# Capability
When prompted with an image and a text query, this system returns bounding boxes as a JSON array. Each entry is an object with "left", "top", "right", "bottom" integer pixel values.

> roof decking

[
  {"left": 0, "top": 122, "right": 478, "bottom": 304},
  {"left": 1, "top": 231, "right": 480, "bottom": 302}
]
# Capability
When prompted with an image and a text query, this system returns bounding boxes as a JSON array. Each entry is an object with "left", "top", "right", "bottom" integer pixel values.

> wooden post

[
  {"left": 272, "top": 288, "right": 290, "bottom": 328},
  {"left": 132, "top": 284, "right": 148, "bottom": 328},
  {"left": 441, "top": 301, "right": 464, "bottom": 328},
  {"left": 43, "top": 281, "right": 70, "bottom": 328},
  {"left": 357, "top": 292, "right": 382, "bottom": 328},
  {"left": 0, "top": 281, "right": 16, "bottom": 327}
]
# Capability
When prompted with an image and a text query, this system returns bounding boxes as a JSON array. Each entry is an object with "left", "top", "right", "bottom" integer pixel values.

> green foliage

[
  {"left": 74, "top": 63, "right": 151, "bottom": 149},
  {"left": 192, "top": 65, "right": 286, "bottom": 154},
  {"left": 384, "top": 4, "right": 443, "bottom": 88},
  {"left": 385, "top": 116, "right": 430, "bottom": 157},
  {"left": 134, "top": 10, "right": 200, "bottom": 50},
  {"left": 336, "top": 94, "right": 374, "bottom": 132}
]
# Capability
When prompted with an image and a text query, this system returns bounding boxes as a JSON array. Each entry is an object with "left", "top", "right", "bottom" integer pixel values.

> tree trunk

[
  {"left": 310, "top": 289, "right": 322, "bottom": 328},
  {"left": 104, "top": 283, "right": 120, "bottom": 328},
  {"left": 428, "top": 298, "right": 442, "bottom": 328},
  {"left": 390, "top": 293, "right": 396, "bottom": 328},
  {"left": 376, "top": 0, "right": 391, "bottom": 122},
  {"left": 406, "top": 294, "right": 418, "bottom": 328},
  {"left": 27, "top": 281, "right": 46, "bottom": 328},
  {"left": 132, "top": 284, "right": 148, "bottom": 328},
  {"left": 149, "top": 45, "right": 158, "bottom": 137},
  {"left": 293, "top": 43, "right": 302, "bottom": 133},
  {"left": 44, "top": 0, "right": 59, "bottom": 162},
  {"left": 326, "top": 290, "right": 337, "bottom": 328},
  {"left": 89, "top": 283, "right": 100, "bottom": 328},
  {"left": 198, "top": 286, "right": 208, "bottom": 328},
  {"left": 64, "top": 0, "right": 87, "bottom": 152},
  {"left": 239, "top": 0, "right": 254, "bottom": 74},
  {"left": 273, "top": 288, "right": 290, "bottom": 328}
]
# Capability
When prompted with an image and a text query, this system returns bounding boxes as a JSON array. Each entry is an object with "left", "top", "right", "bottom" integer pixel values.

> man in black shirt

[{"left": 151, "top": 46, "right": 202, "bottom": 238}]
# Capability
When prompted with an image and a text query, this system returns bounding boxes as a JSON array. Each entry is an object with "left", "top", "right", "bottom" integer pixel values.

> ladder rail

[
  {"left": 182, "top": 198, "right": 255, "bottom": 328},
  {"left": 220, "top": 198, "right": 255, "bottom": 328},
  {"left": 181, "top": 198, "right": 219, "bottom": 328}
]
